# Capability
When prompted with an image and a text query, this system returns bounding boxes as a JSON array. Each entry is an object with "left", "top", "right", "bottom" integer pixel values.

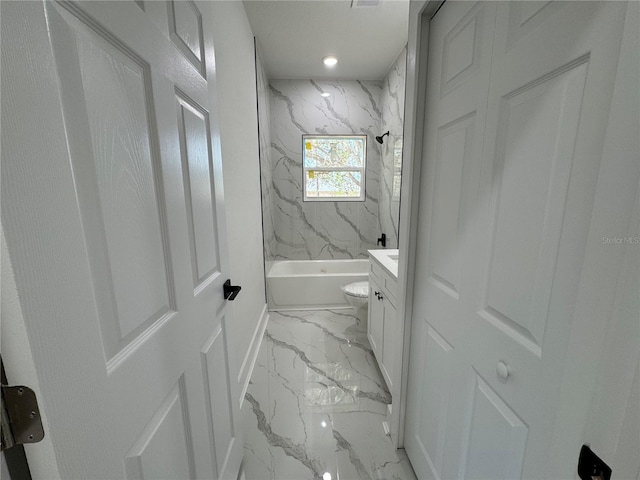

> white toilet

[{"left": 341, "top": 281, "right": 369, "bottom": 330}]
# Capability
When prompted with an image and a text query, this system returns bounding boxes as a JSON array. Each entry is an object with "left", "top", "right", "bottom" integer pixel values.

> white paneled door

[
  {"left": 1, "top": 1, "right": 241, "bottom": 478},
  {"left": 405, "top": 2, "right": 630, "bottom": 479}
]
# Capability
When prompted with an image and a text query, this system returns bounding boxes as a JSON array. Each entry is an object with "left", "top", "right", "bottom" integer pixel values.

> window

[
  {"left": 392, "top": 137, "right": 403, "bottom": 200},
  {"left": 303, "top": 135, "right": 366, "bottom": 201}
]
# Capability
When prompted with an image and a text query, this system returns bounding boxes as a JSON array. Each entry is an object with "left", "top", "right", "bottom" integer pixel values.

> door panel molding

[
  {"left": 457, "top": 369, "right": 528, "bottom": 480},
  {"left": 175, "top": 89, "right": 222, "bottom": 292},
  {"left": 428, "top": 110, "right": 477, "bottom": 300},
  {"left": 125, "top": 376, "right": 196, "bottom": 480},
  {"left": 167, "top": 0, "right": 205, "bottom": 76}
]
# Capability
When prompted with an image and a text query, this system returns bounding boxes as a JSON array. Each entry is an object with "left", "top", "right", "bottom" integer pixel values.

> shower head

[{"left": 375, "top": 131, "right": 390, "bottom": 144}]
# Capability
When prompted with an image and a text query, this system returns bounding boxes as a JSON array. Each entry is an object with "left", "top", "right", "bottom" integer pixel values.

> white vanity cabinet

[{"left": 368, "top": 250, "right": 399, "bottom": 391}]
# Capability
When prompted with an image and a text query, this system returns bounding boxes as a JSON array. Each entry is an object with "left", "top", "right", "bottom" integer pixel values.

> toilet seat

[{"left": 341, "top": 281, "right": 369, "bottom": 298}]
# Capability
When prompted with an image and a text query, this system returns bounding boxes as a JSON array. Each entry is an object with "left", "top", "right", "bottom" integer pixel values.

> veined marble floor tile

[{"left": 242, "top": 309, "right": 417, "bottom": 480}]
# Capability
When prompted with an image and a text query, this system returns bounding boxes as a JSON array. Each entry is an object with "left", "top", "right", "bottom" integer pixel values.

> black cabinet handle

[{"left": 223, "top": 279, "right": 241, "bottom": 301}]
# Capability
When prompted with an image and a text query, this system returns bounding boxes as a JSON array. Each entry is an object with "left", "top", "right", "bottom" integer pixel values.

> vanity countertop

[{"left": 368, "top": 249, "right": 399, "bottom": 279}]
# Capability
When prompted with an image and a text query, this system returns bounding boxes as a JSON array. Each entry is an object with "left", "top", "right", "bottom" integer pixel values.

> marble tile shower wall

[
  {"left": 255, "top": 44, "right": 276, "bottom": 269},
  {"left": 269, "top": 80, "right": 383, "bottom": 260},
  {"left": 379, "top": 48, "right": 407, "bottom": 250}
]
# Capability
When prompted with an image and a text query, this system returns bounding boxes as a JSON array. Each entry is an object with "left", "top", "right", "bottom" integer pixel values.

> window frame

[{"left": 302, "top": 134, "right": 367, "bottom": 202}]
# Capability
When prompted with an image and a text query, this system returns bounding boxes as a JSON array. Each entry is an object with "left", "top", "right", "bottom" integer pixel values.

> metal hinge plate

[{"left": 1, "top": 385, "right": 45, "bottom": 451}]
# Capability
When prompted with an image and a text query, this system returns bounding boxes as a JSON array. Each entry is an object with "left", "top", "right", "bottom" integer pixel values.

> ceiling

[{"left": 242, "top": 0, "right": 410, "bottom": 81}]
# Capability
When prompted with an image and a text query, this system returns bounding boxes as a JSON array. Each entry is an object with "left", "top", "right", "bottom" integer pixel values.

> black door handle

[{"left": 223, "top": 279, "right": 241, "bottom": 301}]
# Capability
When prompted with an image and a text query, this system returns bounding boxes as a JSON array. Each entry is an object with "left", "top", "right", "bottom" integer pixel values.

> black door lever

[{"left": 223, "top": 279, "right": 241, "bottom": 301}]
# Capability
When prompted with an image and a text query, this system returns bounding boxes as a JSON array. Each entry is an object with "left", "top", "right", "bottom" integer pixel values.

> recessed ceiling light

[
  {"left": 320, "top": 92, "right": 331, "bottom": 98},
  {"left": 322, "top": 56, "right": 338, "bottom": 67}
]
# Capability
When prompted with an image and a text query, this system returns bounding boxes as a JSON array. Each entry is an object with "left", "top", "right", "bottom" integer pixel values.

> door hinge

[{"left": 1, "top": 384, "right": 45, "bottom": 451}]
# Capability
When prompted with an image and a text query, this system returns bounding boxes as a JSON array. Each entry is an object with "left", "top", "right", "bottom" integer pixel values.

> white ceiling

[{"left": 242, "top": 0, "right": 410, "bottom": 80}]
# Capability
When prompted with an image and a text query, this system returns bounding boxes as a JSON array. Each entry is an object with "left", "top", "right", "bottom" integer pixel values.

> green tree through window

[{"left": 303, "top": 135, "right": 367, "bottom": 201}]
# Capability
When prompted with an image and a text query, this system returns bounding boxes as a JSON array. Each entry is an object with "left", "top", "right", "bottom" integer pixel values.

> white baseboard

[{"left": 237, "top": 303, "right": 269, "bottom": 409}]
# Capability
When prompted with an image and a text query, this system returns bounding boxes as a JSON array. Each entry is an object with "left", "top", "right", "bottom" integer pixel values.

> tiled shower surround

[
  {"left": 379, "top": 50, "right": 407, "bottom": 249},
  {"left": 255, "top": 43, "right": 277, "bottom": 266},
  {"left": 257, "top": 49, "right": 407, "bottom": 263},
  {"left": 269, "top": 79, "right": 382, "bottom": 260}
]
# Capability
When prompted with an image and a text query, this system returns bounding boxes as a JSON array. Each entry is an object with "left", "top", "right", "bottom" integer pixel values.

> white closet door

[
  {"left": 404, "top": 2, "right": 498, "bottom": 477},
  {"left": 405, "top": 2, "right": 629, "bottom": 479},
  {"left": 1, "top": 1, "right": 241, "bottom": 478}
]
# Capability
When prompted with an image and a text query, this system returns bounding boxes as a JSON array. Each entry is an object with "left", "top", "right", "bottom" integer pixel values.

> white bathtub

[{"left": 267, "top": 259, "right": 369, "bottom": 310}]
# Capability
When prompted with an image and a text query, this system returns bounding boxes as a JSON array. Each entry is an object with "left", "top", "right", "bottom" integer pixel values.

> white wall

[{"left": 208, "top": 2, "right": 268, "bottom": 405}]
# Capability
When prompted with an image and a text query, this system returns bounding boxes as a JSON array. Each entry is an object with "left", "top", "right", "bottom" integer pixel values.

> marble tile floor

[{"left": 241, "top": 309, "right": 417, "bottom": 480}]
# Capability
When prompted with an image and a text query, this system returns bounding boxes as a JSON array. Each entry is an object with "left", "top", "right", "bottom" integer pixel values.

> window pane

[
  {"left": 305, "top": 171, "right": 362, "bottom": 198},
  {"left": 393, "top": 174, "right": 402, "bottom": 200},
  {"left": 304, "top": 136, "right": 365, "bottom": 168},
  {"left": 393, "top": 138, "right": 403, "bottom": 200}
]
